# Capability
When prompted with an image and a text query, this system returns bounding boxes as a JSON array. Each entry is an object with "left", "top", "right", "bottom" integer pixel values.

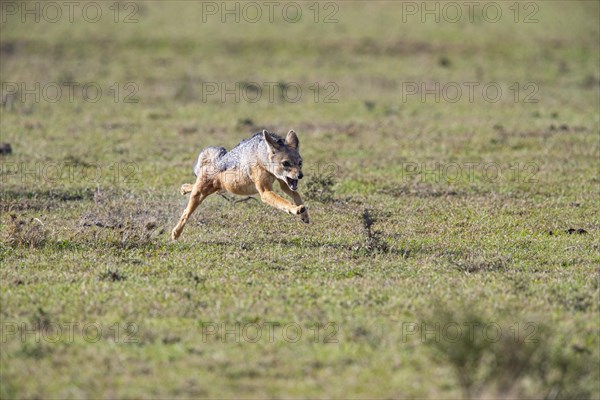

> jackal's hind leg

[
  {"left": 172, "top": 183, "right": 214, "bottom": 240},
  {"left": 180, "top": 183, "right": 193, "bottom": 195}
]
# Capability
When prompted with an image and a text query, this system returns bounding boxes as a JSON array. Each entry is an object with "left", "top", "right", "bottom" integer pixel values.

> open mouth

[{"left": 285, "top": 177, "right": 298, "bottom": 191}]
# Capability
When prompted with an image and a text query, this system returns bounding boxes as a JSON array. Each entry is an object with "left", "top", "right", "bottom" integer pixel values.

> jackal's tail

[
  {"left": 180, "top": 146, "right": 227, "bottom": 196},
  {"left": 193, "top": 146, "right": 227, "bottom": 177}
]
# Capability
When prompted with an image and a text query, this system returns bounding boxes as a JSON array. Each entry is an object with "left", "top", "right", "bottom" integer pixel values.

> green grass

[{"left": 1, "top": 1, "right": 599, "bottom": 398}]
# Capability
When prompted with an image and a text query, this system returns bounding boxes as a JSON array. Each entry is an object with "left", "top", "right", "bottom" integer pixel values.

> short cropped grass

[{"left": 1, "top": 1, "right": 599, "bottom": 398}]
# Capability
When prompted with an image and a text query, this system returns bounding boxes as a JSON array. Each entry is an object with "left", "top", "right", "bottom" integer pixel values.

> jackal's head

[{"left": 263, "top": 129, "right": 303, "bottom": 191}]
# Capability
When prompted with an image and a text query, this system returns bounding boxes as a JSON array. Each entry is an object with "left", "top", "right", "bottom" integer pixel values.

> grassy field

[{"left": 1, "top": 1, "right": 599, "bottom": 398}]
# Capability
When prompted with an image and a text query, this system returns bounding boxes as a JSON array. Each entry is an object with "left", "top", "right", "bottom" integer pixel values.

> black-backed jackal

[{"left": 172, "top": 129, "right": 309, "bottom": 240}]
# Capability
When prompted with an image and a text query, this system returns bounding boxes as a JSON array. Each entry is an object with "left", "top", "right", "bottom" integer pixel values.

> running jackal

[{"left": 172, "top": 129, "right": 309, "bottom": 240}]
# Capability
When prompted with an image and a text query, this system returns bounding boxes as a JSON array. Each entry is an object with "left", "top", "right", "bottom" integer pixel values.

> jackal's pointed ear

[
  {"left": 263, "top": 129, "right": 279, "bottom": 152},
  {"left": 285, "top": 129, "right": 299, "bottom": 149}
]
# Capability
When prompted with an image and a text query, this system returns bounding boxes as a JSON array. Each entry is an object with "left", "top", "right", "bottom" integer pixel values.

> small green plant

[{"left": 360, "top": 209, "right": 388, "bottom": 254}]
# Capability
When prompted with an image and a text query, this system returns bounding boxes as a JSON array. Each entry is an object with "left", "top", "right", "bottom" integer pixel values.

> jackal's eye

[
  {"left": 282, "top": 161, "right": 291, "bottom": 168},
  {"left": 299, "top": 160, "right": 302, "bottom": 167}
]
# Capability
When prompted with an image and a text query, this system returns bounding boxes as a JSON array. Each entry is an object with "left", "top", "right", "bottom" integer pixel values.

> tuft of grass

[
  {"left": 452, "top": 253, "right": 511, "bottom": 274},
  {"left": 3, "top": 214, "right": 48, "bottom": 248},
  {"left": 423, "top": 306, "right": 597, "bottom": 399},
  {"left": 98, "top": 268, "right": 126, "bottom": 282},
  {"left": 358, "top": 208, "right": 389, "bottom": 254}
]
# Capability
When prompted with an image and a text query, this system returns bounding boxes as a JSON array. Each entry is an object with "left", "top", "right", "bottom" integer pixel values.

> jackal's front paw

[
  {"left": 299, "top": 208, "right": 310, "bottom": 224},
  {"left": 171, "top": 228, "right": 181, "bottom": 240},
  {"left": 293, "top": 205, "right": 306, "bottom": 215}
]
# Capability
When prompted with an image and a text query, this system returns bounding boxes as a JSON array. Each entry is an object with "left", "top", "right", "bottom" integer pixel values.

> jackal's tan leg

[
  {"left": 279, "top": 181, "right": 309, "bottom": 223},
  {"left": 260, "top": 190, "right": 305, "bottom": 215},
  {"left": 256, "top": 178, "right": 305, "bottom": 215},
  {"left": 180, "top": 183, "right": 193, "bottom": 195},
  {"left": 172, "top": 183, "right": 213, "bottom": 240},
  {"left": 250, "top": 167, "right": 304, "bottom": 216}
]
